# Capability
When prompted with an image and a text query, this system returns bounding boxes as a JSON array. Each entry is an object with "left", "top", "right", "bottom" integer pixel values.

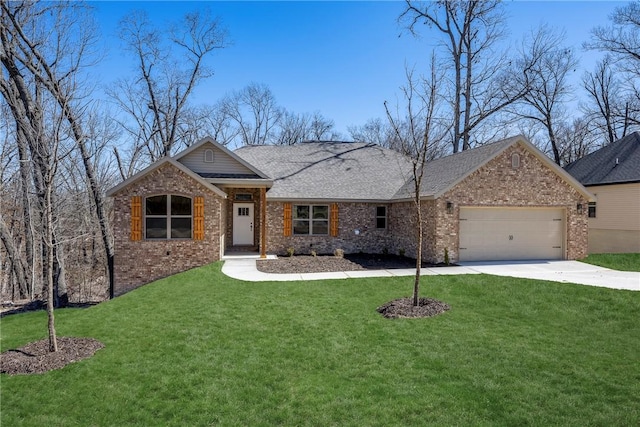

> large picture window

[
  {"left": 293, "top": 205, "right": 329, "bottom": 235},
  {"left": 145, "top": 195, "right": 192, "bottom": 239}
]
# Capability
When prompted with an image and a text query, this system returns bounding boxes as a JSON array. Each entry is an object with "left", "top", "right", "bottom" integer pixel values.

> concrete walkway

[{"left": 221, "top": 256, "right": 639, "bottom": 291}]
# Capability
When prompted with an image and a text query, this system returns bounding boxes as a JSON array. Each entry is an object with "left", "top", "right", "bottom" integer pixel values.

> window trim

[
  {"left": 376, "top": 206, "right": 387, "bottom": 229},
  {"left": 204, "top": 149, "right": 214, "bottom": 163},
  {"left": 144, "top": 194, "right": 193, "bottom": 240},
  {"left": 588, "top": 202, "right": 596, "bottom": 218},
  {"left": 292, "top": 204, "right": 329, "bottom": 236}
]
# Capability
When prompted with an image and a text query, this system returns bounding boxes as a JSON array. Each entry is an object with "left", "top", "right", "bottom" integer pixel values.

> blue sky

[{"left": 92, "top": 1, "right": 624, "bottom": 136}]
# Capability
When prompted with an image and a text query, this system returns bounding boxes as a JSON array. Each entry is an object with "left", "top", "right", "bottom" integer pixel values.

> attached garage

[{"left": 458, "top": 207, "right": 565, "bottom": 262}]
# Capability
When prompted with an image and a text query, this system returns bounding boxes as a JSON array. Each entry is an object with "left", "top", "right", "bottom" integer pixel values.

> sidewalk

[{"left": 220, "top": 256, "right": 639, "bottom": 291}]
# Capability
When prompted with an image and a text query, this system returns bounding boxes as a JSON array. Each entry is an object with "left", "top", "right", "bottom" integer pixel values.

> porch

[{"left": 222, "top": 187, "right": 269, "bottom": 258}]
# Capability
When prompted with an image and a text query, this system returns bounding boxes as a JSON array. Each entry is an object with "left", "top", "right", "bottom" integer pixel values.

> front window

[
  {"left": 293, "top": 205, "right": 328, "bottom": 235},
  {"left": 376, "top": 206, "right": 387, "bottom": 229},
  {"left": 588, "top": 202, "right": 596, "bottom": 218},
  {"left": 145, "top": 195, "right": 192, "bottom": 239}
]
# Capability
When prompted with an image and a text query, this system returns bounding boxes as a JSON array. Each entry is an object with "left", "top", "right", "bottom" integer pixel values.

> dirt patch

[
  {"left": 256, "top": 253, "right": 451, "bottom": 274},
  {"left": 1, "top": 337, "right": 104, "bottom": 375},
  {"left": 377, "top": 297, "right": 451, "bottom": 319}
]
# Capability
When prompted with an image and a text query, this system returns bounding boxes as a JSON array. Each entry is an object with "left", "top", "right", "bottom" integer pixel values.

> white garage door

[{"left": 459, "top": 208, "right": 564, "bottom": 262}]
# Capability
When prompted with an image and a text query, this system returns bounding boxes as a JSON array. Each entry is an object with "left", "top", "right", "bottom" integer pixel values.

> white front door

[{"left": 233, "top": 203, "right": 254, "bottom": 245}]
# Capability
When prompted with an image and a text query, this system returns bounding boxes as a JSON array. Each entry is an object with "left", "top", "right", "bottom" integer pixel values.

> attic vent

[
  {"left": 511, "top": 153, "right": 520, "bottom": 169},
  {"left": 204, "top": 149, "right": 214, "bottom": 163}
]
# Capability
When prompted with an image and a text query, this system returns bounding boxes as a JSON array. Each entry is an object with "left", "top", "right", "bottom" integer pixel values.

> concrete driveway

[
  {"left": 222, "top": 257, "right": 639, "bottom": 290},
  {"left": 458, "top": 260, "right": 640, "bottom": 291}
]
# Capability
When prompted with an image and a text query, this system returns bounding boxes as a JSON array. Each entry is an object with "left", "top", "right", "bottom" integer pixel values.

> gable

[
  {"left": 177, "top": 141, "right": 259, "bottom": 177},
  {"left": 444, "top": 143, "right": 590, "bottom": 204}
]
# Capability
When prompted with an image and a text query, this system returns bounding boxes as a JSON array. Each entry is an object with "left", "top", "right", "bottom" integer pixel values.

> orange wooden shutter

[
  {"left": 193, "top": 196, "right": 204, "bottom": 240},
  {"left": 330, "top": 203, "right": 339, "bottom": 237},
  {"left": 130, "top": 196, "right": 142, "bottom": 241},
  {"left": 283, "top": 203, "right": 292, "bottom": 236}
]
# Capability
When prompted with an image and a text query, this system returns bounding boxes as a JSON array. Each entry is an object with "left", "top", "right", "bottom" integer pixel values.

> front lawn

[
  {"left": 580, "top": 253, "right": 640, "bottom": 271},
  {"left": 2, "top": 263, "right": 639, "bottom": 426}
]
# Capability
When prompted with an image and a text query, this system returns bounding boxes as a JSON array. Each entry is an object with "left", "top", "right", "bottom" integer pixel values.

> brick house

[{"left": 107, "top": 135, "right": 593, "bottom": 295}]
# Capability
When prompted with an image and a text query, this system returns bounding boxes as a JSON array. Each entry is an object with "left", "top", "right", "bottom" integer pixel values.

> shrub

[
  {"left": 311, "top": 250, "right": 317, "bottom": 257},
  {"left": 399, "top": 248, "right": 405, "bottom": 257},
  {"left": 334, "top": 248, "right": 344, "bottom": 258},
  {"left": 444, "top": 248, "right": 450, "bottom": 266},
  {"left": 287, "top": 247, "right": 295, "bottom": 257}
]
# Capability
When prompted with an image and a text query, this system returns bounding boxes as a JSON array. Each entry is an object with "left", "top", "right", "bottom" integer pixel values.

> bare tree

[
  {"left": 556, "top": 118, "right": 598, "bottom": 166},
  {"left": 401, "top": 0, "right": 524, "bottom": 152},
  {"left": 582, "top": 58, "right": 637, "bottom": 144},
  {"left": 308, "top": 112, "right": 340, "bottom": 141},
  {"left": 274, "top": 111, "right": 311, "bottom": 145},
  {"left": 221, "top": 82, "right": 283, "bottom": 146},
  {"left": 348, "top": 118, "right": 393, "bottom": 146},
  {"left": 274, "top": 110, "right": 340, "bottom": 145},
  {"left": 511, "top": 26, "right": 578, "bottom": 165},
  {"left": 384, "top": 60, "right": 449, "bottom": 306},
  {"left": 110, "top": 8, "right": 228, "bottom": 164},
  {"left": 1, "top": 1, "right": 119, "bottom": 299},
  {"left": 588, "top": 1, "right": 640, "bottom": 75},
  {"left": 585, "top": 1, "right": 640, "bottom": 135},
  {"left": 178, "top": 104, "right": 239, "bottom": 148}
]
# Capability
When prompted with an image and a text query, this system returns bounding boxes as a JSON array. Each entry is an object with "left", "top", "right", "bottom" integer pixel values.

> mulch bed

[
  {"left": 1, "top": 337, "right": 104, "bottom": 376},
  {"left": 256, "top": 253, "right": 450, "bottom": 274},
  {"left": 377, "top": 297, "right": 451, "bottom": 319}
]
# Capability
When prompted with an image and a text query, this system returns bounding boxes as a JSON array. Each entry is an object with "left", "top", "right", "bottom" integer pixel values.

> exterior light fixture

[
  {"left": 446, "top": 202, "right": 454, "bottom": 214},
  {"left": 577, "top": 203, "right": 583, "bottom": 214}
]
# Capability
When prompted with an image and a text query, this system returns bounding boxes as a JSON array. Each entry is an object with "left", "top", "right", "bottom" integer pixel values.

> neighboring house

[
  {"left": 107, "top": 135, "right": 593, "bottom": 295},
  {"left": 564, "top": 131, "right": 640, "bottom": 254}
]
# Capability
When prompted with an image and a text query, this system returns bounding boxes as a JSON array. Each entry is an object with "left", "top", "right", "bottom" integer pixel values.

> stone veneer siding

[
  {"left": 112, "top": 163, "right": 224, "bottom": 295},
  {"left": 266, "top": 202, "right": 394, "bottom": 256}
]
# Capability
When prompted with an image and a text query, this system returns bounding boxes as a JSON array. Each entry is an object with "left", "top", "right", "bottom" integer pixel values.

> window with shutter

[
  {"left": 130, "top": 196, "right": 142, "bottom": 241},
  {"left": 330, "top": 203, "right": 339, "bottom": 236},
  {"left": 194, "top": 196, "right": 204, "bottom": 240},
  {"left": 283, "top": 203, "right": 292, "bottom": 236}
]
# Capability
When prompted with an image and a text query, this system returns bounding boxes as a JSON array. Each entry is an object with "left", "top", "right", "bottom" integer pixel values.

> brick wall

[
  {"left": 437, "top": 144, "right": 589, "bottom": 263},
  {"left": 266, "top": 202, "right": 394, "bottom": 256},
  {"left": 112, "top": 163, "right": 224, "bottom": 295}
]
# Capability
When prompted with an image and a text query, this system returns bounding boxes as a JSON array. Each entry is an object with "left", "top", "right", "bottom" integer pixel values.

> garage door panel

[{"left": 459, "top": 208, "right": 564, "bottom": 262}]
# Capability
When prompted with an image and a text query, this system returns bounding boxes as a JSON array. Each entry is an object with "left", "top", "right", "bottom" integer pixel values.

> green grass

[
  {"left": 580, "top": 253, "right": 640, "bottom": 271},
  {"left": 2, "top": 262, "right": 639, "bottom": 426}
]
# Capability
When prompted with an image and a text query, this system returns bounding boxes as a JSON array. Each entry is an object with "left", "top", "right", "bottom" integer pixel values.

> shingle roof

[
  {"left": 564, "top": 132, "right": 640, "bottom": 186},
  {"left": 234, "top": 136, "right": 527, "bottom": 201},
  {"left": 234, "top": 142, "right": 413, "bottom": 200},
  {"left": 395, "top": 135, "right": 521, "bottom": 198}
]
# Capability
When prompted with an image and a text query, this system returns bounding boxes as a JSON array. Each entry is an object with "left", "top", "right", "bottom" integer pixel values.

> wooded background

[{"left": 1, "top": 1, "right": 638, "bottom": 305}]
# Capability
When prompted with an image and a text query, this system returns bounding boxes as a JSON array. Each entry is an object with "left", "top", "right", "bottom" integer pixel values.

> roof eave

[
  {"left": 106, "top": 157, "right": 228, "bottom": 199},
  {"left": 210, "top": 178, "right": 274, "bottom": 188}
]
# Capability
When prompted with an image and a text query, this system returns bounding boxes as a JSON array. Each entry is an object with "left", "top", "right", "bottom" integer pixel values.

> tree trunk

[
  {"left": 44, "top": 182, "right": 57, "bottom": 352},
  {"left": 413, "top": 196, "right": 423, "bottom": 306},
  {"left": 0, "top": 215, "right": 30, "bottom": 298}
]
